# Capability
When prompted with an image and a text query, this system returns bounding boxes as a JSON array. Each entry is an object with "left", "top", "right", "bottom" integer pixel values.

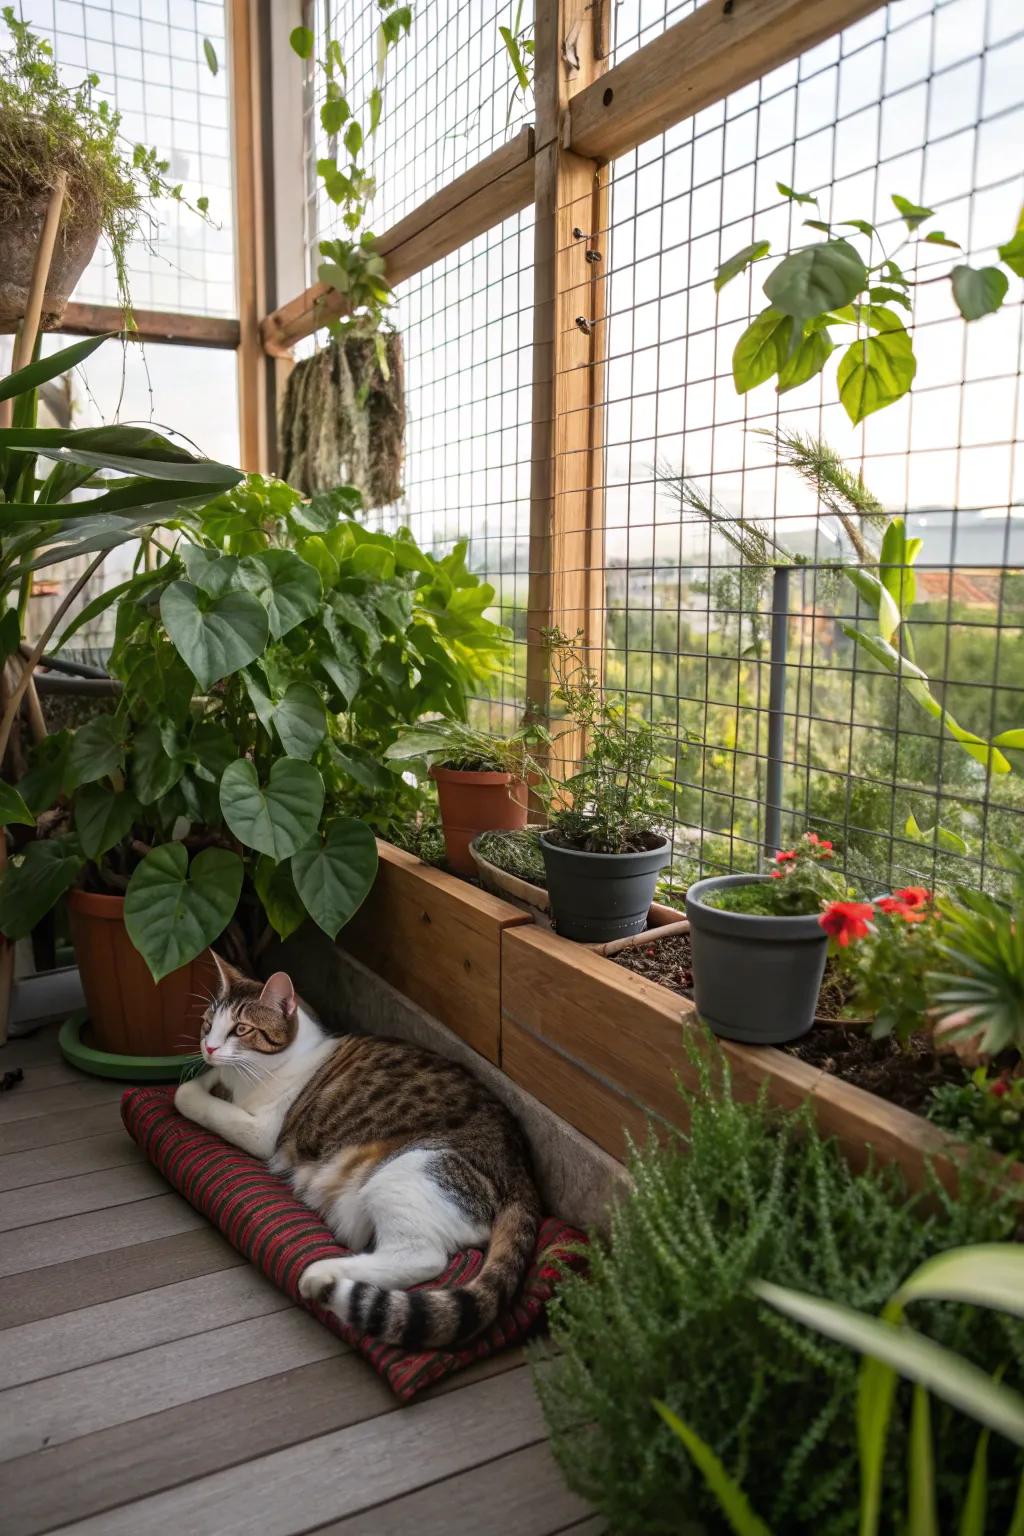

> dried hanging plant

[{"left": 279, "top": 325, "right": 405, "bottom": 509}]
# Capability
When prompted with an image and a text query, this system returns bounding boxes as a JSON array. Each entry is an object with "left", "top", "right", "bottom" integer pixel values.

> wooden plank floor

[{"left": 0, "top": 1025, "right": 593, "bottom": 1536}]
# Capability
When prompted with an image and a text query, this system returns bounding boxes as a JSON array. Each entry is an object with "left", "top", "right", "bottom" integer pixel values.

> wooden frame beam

[
  {"left": 228, "top": 0, "right": 272, "bottom": 472},
  {"left": 58, "top": 303, "right": 240, "bottom": 349},
  {"left": 568, "top": 0, "right": 888, "bottom": 164},
  {"left": 259, "top": 128, "right": 536, "bottom": 353},
  {"left": 525, "top": 1, "right": 609, "bottom": 774}
]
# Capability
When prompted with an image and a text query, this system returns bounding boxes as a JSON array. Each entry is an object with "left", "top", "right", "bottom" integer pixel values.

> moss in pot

[
  {"left": 685, "top": 833, "right": 853, "bottom": 1045},
  {"left": 537, "top": 630, "right": 680, "bottom": 943},
  {"left": 385, "top": 718, "right": 549, "bottom": 878}
]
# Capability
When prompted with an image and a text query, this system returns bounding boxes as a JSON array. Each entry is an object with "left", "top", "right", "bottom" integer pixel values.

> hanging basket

[
  {"left": 0, "top": 197, "right": 100, "bottom": 333},
  {"left": 279, "top": 326, "right": 406, "bottom": 508}
]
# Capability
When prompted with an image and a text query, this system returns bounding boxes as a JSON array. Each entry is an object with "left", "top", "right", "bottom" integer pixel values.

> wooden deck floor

[{"left": 0, "top": 1025, "right": 597, "bottom": 1536}]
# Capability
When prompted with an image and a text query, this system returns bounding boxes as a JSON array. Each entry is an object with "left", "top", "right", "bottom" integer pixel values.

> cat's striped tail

[{"left": 318, "top": 1182, "right": 540, "bottom": 1350}]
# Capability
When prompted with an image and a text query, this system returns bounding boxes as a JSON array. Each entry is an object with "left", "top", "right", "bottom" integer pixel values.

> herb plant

[
  {"left": 0, "top": 472, "right": 509, "bottom": 982},
  {"left": 534, "top": 1044, "right": 1024, "bottom": 1536},
  {"left": 1, "top": 8, "right": 209, "bottom": 316},
  {"left": 473, "top": 827, "right": 547, "bottom": 886},
  {"left": 541, "top": 627, "right": 682, "bottom": 855},
  {"left": 719, "top": 184, "right": 1024, "bottom": 424},
  {"left": 384, "top": 716, "right": 549, "bottom": 778},
  {"left": 702, "top": 833, "right": 848, "bottom": 916}
]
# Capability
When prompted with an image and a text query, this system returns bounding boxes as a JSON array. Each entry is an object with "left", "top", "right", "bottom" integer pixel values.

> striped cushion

[{"left": 121, "top": 1086, "right": 586, "bottom": 1401}]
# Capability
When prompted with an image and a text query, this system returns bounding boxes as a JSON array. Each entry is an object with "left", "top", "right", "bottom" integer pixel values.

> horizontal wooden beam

[
  {"left": 260, "top": 127, "right": 536, "bottom": 353},
  {"left": 568, "top": 0, "right": 888, "bottom": 164},
  {"left": 58, "top": 302, "right": 240, "bottom": 349}
]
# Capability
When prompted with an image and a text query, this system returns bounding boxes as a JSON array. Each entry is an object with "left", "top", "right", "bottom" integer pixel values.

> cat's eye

[{"left": 234, "top": 1023, "right": 252, "bottom": 1037}]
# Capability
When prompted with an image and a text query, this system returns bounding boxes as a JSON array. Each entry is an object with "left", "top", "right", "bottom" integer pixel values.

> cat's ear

[
  {"left": 259, "top": 971, "right": 297, "bottom": 1020},
  {"left": 211, "top": 951, "right": 246, "bottom": 997}
]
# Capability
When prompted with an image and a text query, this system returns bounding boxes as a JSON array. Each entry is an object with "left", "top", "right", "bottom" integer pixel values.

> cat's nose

[{"left": 205, "top": 1044, "right": 219, "bottom": 1056}]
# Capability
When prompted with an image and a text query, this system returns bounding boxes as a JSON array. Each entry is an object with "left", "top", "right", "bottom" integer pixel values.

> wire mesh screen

[
  {"left": 596, "top": 0, "right": 1024, "bottom": 895},
  {"left": 15, "top": 0, "right": 236, "bottom": 315}
]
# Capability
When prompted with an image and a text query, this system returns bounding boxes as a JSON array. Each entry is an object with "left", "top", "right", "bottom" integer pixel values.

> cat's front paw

[
  {"left": 299, "top": 1258, "right": 346, "bottom": 1308},
  {"left": 174, "top": 1076, "right": 208, "bottom": 1121}
]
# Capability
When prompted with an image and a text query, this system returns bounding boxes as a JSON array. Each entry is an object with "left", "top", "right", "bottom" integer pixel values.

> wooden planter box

[
  {"left": 338, "top": 841, "right": 532, "bottom": 1064},
  {"left": 500, "top": 925, "right": 1024, "bottom": 1194}
]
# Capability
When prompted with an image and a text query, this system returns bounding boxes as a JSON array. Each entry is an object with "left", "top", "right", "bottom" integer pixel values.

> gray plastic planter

[
  {"left": 684, "top": 874, "right": 828, "bottom": 1045},
  {"left": 540, "top": 832, "right": 670, "bottom": 943}
]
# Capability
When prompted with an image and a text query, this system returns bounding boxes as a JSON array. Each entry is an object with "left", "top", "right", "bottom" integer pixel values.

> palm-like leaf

[{"left": 931, "top": 884, "right": 1024, "bottom": 1056}]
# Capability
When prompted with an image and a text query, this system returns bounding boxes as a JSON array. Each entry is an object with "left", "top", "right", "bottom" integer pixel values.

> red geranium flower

[
  {"left": 775, "top": 849, "right": 797, "bottom": 863},
  {"left": 877, "top": 894, "right": 928, "bottom": 923},
  {"left": 990, "top": 1077, "right": 1010, "bottom": 1099},
  {"left": 804, "top": 833, "right": 833, "bottom": 850},
  {"left": 894, "top": 885, "right": 930, "bottom": 908},
  {"left": 819, "top": 901, "right": 875, "bottom": 947},
  {"left": 770, "top": 869, "right": 784, "bottom": 879}
]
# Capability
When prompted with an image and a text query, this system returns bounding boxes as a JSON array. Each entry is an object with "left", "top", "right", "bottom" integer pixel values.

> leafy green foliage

[
  {"left": 703, "top": 835, "right": 848, "bottom": 917},
  {"left": 0, "top": 836, "right": 84, "bottom": 938},
  {"left": 499, "top": 2, "right": 534, "bottom": 122},
  {"left": 535, "top": 1045, "right": 1024, "bottom": 1536},
  {"left": 929, "top": 854, "right": 1024, "bottom": 1057},
  {"left": 541, "top": 628, "right": 685, "bottom": 854},
  {"left": 290, "top": 817, "right": 378, "bottom": 938},
  {"left": 219, "top": 758, "right": 324, "bottom": 861},
  {"left": 385, "top": 716, "right": 549, "bottom": 777},
  {"left": 0, "top": 8, "right": 210, "bottom": 316},
  {"left": 928, "top": 1068, "right": 1024, "bottom": 1162},
  {"left": 723, "top": 186, "right": 1024, "bottom": 422},
  {"left": 124, "top": 844, "right": 244, "bottom": 984},
  {"left": 830, "top": 889, "right": 944, "bottom": 1043},
  {"left": 474, "top": 827, "right": 547, "bottom": 886}
]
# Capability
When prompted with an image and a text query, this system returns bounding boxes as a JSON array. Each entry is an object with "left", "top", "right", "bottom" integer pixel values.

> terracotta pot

[
  {"left": 67, "top": 888, "right": 218, "bottom": 1057},
  {"left": 429, "top": 765, "right": 529, "bottom": 877},
  {"left": 0, "top": 201, "right": 101, "bottom": 332}
]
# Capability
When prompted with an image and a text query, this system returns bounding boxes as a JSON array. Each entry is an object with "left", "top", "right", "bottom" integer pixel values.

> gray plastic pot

[
  {"left": 540, "top": 832, "right": 670, "bottom": 943},
  {"left": 684, "top": 874, "right": 828, "bottom": 1045}
]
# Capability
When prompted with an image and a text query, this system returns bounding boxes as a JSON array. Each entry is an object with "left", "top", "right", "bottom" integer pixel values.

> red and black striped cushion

[{"left": 121, "top": 1086, "right": 586, "bottom": 1401}]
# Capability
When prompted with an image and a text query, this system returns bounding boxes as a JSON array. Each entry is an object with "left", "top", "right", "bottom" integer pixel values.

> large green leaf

[
  {"left": 653, "top": 1402, "right": 774, "bottom": 1536},
  {"left": 754, "top": 1281, "right": 1024, "bottom": 1448},
  {"left": 0, "top": 837, "right": 85, "bottom": 939},
  {"left": 733, "top": 309, "right": 794, "bottom": 393},
  {"left": 951, "top": 265, "right": 1009, "bottom": 321},
  {"left": 19, "top": 444, "right": 242, "bottom": 486},
  {"left": 838, "top": 328, "right": 916, "bottom": 424},
  {"left": 891, "top": 1244, "right": 1024, "bottom": 1321},
  {"left": 74, "top": 783, "right": 139, "bottom": 859},
  {"left": 316, "top": 615, "right": 363, "bottom": 705},
  {"left": 160, "top": 579, "right": 270, "bottom": 690},
  {"left": 218, "top": 758, "right": 324, "bottom": 859},
  {"left": 67, "top": 714, "right": 128, "bottom": 787},
  {"left": 776, "top": 325, "right": 834, "bottom": 394},
  {"left": 879, "top": 517, "right": 921, "bottom": 617},
  {"left": 253, "top": 855, "right": 307, "bottom": 940},
  {"left": 0, "top": 782, "right": 35, "bottom": 829},
  {"left": 244, "top": 673, "right": 327, "bottom": 761},
  {"left": 291, "top": 817, "right": 377, "bottom": 938},
  {"left": 187, "top": 721, "right": 237, "bottom": 784},
  {"left": 763, "top": 240, "right": 867, "bottom": 325},
  {"left": 237, "top": 549, "right": 322, "bottom": 638},
  {"left": 124, "top": 843, "right": 243, "bottom": 983},
  {"left": 331, "top": 590, "right": 382, "bottom": 655},
  {"left": 0, "top": 333, "right": 110, "bottom": 404},
  {"left": 997, "top": 205, "right": 1024, "bottom": 278},
  {"left": 180, "top": 545, "right": 240, "bottom": 596},
  {"left": 0, "top": 476, "right": 237, "bottom": 527},
  {"left": 17, "top": 732, "right": 72, "bottom": 814}
]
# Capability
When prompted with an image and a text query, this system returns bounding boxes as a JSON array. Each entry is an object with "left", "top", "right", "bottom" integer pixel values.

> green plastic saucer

[{"left": 58, "top": 1012, "right": 201, "bottom": 1082}]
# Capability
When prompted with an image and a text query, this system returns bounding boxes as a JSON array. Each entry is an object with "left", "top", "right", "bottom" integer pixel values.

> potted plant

[
  {"left": 385, "top": 718, "right": 549, "bottom": 877},
  {"left": 1, "top": 9, "right": 209, "bottom": 326},
  {"left": 536, "top": 630, "right": 677, "bottom": 943},
  {"left": 0, "top": 470, "right": 511, "bottom": 1071},
  {"left": 685, "top": 833, "right": 852, "bottom": 1044}
]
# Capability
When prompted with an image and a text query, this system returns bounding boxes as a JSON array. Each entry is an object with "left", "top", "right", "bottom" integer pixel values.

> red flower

[
  {"left": 819, "top": 901, "right": 875, "bottom": 947},
  {"left": 894, "top": 885, "right": 930, "bottom": 909},
  {"left": 770, "top": 869, "right": 784, "bottom": 879},
  {"left": 876, "top": 896, "right": 904, "bottom": 915},
  {"left": 990, "top": 1077, "right": 1010, "bottom": 1099},
  {"left": 804, "top": 833, "right": 833, "bottom": 850},
  {"left": 775, "top": 849, "right": 797, "bottom": 863}
]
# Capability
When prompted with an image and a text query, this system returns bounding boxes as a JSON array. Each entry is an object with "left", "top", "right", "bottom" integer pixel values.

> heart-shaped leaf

[
  {"left": 244, "top": 674, "right": 327, "bottom": 761},
  {"left": 17, "top": 732, "right": 72, "bottom": 814},
  {"left": 763, "top": 240, "right": 867, "bottom": 326},
  {"left": 131, "top": 720, "right": 186, "bottom": 805},
  {"left": 187, "top": 721, "right": 237, "bottom": 783},
  {"left": 291, "top": 817, "right": 377, "bottom": 938},
  {"left": 253, "top": 855, "right": 307, "bottom": 940},
  {"left": 316, "top": 614, "right": 364, "bottom": 706},
  {"left": 67, "top": 714, "right": 128, "bottom": 787},
  {"left": 219, "top": 758, "right": 324, "bottom": 859},
  {"left": 733, "top": 308, "right": 794, "bottom": 393},
  {"left": 75, "top": 783, "right": 139, "bottom": 859},
  {"left": 0, "top": 837, "right": 85, "bottom": 939},
  {"left": 0, "top": 782, "right": 34, "bottom": 829},
  {"left": 951, "top": 264, "right": 1009, "bottom": 322},
  {"left": 238, "top": 550, "right": 321, "bottom": 639},
  {"left": 125, "top": 843, "right": 243, "bottom": 983},
  {"left": 160, "top": 579, "right": 270, "bottom": 690},
  {"left": 180, "top": 545, "right": 240, "bottom": 596}
]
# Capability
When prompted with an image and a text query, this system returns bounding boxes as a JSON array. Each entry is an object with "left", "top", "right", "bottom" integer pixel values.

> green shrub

[{"left": 534, "top": 1046, "right": 1024, "bottom": 1536}]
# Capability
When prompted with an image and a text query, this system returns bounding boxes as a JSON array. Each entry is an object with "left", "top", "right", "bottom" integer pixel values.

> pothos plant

[
  {"left": 718, "top": 184, "right": 1024, "bottom": 424},
  {"left": 0, "top": 473, "right": 510, "bottom": 982},
  {"left": 290, "top": 3, "right": 412, "bottom": 341}
]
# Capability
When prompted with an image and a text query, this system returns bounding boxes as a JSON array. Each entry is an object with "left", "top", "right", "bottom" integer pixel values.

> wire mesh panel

[
  {"left": 596, "top": 0, "right": 1024, "bottom": 894},
  {"left": 15, "top": 0, "right": 236, "bottom": 315}
]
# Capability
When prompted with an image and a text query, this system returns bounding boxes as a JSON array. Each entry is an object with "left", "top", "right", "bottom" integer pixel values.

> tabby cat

[{"left": 173, "top": 956, "right": 540, "bottom": 1349}]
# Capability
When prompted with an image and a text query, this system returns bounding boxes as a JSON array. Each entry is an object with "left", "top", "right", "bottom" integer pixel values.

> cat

[{"left": 173, "top": 955, "right": 540, "bottom": 1350}]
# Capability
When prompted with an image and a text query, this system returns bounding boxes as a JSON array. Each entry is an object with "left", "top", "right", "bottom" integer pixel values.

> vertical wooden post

[
  {"left": 525, "top": 0, "right": 609, "bottom": 775},
  {"left": 228, "top": 0, "right": 272, "bottom": 473}
]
